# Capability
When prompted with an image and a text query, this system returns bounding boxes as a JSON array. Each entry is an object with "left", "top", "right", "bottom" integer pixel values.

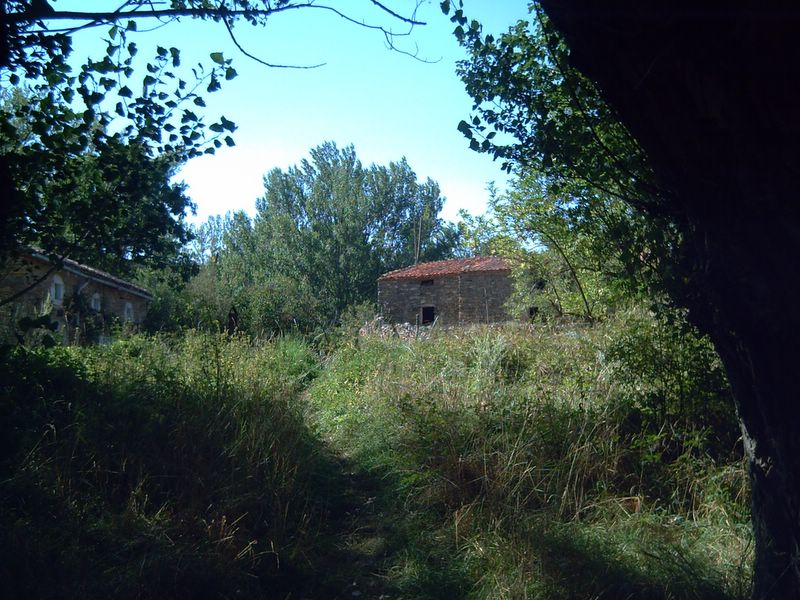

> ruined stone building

[
  {"left": 377, "top": 256, "right": 513, "bottom": 326},
  {"left": 1, "top": 249, "right": 152, "bottom": 343}
]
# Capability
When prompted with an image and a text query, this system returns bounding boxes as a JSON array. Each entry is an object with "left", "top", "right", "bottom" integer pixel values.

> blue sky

[{"left": 62, "top": 2, "right": 531, "bottom": 224}]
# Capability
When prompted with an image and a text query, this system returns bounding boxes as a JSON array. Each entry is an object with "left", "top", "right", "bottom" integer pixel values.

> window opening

[
  {"left": 420, "top": 279, "right": 434, "bottom": 287},
  {"left": 421, "top": 306, "right": 435, "bottom": 325},
  {"left": 51, "top": 275, "right": 64, "bottom": 305},
  {"left": 91, "top": 293, "right": 101, "bottom": 311},
  {"left": 124, "top": 302, "right": 134, "bottom": 323}
]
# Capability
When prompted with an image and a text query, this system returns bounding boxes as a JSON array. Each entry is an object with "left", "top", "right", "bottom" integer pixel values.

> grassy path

[
  {"left": 318, "top": 458, "right": 395, "bottom": 598},
  {"left": 305, "top": 450, "right": 401, "bottom": 600}
]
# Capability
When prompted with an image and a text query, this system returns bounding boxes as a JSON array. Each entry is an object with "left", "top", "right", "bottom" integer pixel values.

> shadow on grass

[
  {"left": 0, "top": 343, "right": 748, "bottom": 600},
  {"left": 0, "top": 349, "right": 469, "bottom": 599},
  {"left": 509, "top": 517, "right": 749, "bottom": 600},
  {"left": 305, "top": 452, "right": 475, "bottom": 599}
]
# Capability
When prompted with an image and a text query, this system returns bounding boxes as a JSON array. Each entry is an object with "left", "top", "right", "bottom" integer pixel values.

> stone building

[
  {"left": 377, "top": 256, "right": 513, "bottom": 326},
  {"left": 0, "top": 249, "right": 152, "bottom": 343}
]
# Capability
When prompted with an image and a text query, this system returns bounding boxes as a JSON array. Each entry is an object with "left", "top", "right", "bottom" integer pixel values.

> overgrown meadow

[{"left": 1, "top": 307, "right": 751, "bottom": 599}]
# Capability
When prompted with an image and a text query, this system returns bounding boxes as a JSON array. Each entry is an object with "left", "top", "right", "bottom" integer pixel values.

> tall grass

[
  {"left": 306, "top": 307, "right": 751, "bottom": 599},
  {"left": 0, "top": 332, "right": 325, "bottom": 599},
  {"left": 0, "top": 307, "right": 751, "bottom": 598}
]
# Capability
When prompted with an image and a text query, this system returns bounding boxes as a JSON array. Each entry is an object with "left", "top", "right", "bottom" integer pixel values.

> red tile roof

[{"left": 378, "top": 256, "right": 511, "bottom": 281}]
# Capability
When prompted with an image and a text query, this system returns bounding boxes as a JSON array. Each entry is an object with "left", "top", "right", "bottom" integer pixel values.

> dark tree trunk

[{"left": 537, "top": 2, "right": 800, "bottom": 597}]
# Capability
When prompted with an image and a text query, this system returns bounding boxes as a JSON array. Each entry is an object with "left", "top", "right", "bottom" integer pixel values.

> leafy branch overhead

[
  {"left": 0, "top": 0, "right": 426, "bottom": 273},
  {"left": 443, "top": 1, "right": 688, "bottom": 317}
]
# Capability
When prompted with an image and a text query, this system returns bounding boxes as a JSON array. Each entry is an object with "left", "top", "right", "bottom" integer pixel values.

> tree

[
  {"left": 0, "top": 90, "right": 195, "bottom": 272},
  {"left": 181, "top": 142, "right": 459, "bottom": 335},
  {"left": 252, "top": 142, "right": 458, "bottom": 327},
  {"left": 366, "top": 157, "right": 457, "bottom": 270},
  {"left": 1, "top": 1, "right": 425, "bottom": 294},
  {"left": 492, "top": 173, "right": 661, "bottom": 322},
  {"left": 447, "top": 1, "right": 800, "bottom": 596}
]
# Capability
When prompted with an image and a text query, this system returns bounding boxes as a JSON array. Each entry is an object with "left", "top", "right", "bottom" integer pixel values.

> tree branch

[
  {"left": 219, "top": 7, "right": 325, "bottom": 69},
  {"left": 532, "top": 5, "right": 665, "bottom": 203},
  {"left": 8, "top": 3, "right": 426, "bottom": 27},
  {"left": 0, "top": 260, "right": 61, "bottom": 308},
  {"left": 535, "top": 227, "right": 594, "bottom": 322},
  {"left": 9, "top": 2, "right": 429, "bottom": 67},
  {"left": 0, "top": 232, "right": 93, "bottom": 308}
]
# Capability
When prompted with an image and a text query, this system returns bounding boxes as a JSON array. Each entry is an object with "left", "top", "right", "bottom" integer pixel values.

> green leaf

[
  {"left": 225, "top": 67, "right": 237, "bottom": 80},
  {"left": 109, "top": 25, "right": 118, "bottom": 40},
  {"left": 10, "top": 73, "right": 19, "bottom": 85},
  {"left": 224, "top": 136, "right": 235, "bottom": 147},
  {"left": 193, "top": 96, "right": 206, "bottom": 107},
  {"left": 457, "top": 120, "right": 473, "bottom": 138},
  {"left": 170, "top": 47, "right": 181, "bottom": 67},
  {"left": 210, "top": 52, "right": 225, "bottom": 65},
  {"left": 126, "top": 20, "right": 137, "bottom": 32},
  {"left": 440, "top": 0, "right": 450, "bottom": 14}
]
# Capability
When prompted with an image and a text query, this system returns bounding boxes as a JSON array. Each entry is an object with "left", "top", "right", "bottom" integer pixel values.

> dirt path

[{"left": 308, "top": 454, "right": 400, "bottom": 599}]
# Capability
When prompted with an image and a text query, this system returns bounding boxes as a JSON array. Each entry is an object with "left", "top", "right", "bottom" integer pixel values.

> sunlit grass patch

[{"left": 307, "top": 311, "right": 751, "bottom": 598}]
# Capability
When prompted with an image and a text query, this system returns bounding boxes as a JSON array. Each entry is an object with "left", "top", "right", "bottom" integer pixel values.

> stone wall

[
  {"left": 458, "top": 271, "right": 513, "bottom": 324},
  {"left": 378, "top": 274, "right": 460, "bottom": 325},
  {"left": 378, "top": 270, "right": 512, "bottom": 326}
]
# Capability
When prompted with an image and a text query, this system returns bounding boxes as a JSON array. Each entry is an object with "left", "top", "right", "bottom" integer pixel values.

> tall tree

[
  {"left": 253, "top": 142, "right": 458, "bottom": 326},
  {"left": 0, "top": 1, "right": 425, "bottom": 280},
  {"left": 447, "top": 1, "right": 800, "bottom": 595},
  {"left": 366, "top": 158, "right": 457, "bottom": 270},
  {"left": 256, "top": 142, "right": 375, "bottom": 322}
]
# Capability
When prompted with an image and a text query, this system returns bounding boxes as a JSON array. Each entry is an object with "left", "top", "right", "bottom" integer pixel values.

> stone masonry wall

[
  {"left": 378, "top": 275, "right": 460, "bottom": 325},
  {"left": 378, "top": 270, "right": 512, "bottom": 326},
  {"left": 458, "top": 271, "right": 512, "bottom": 324}
]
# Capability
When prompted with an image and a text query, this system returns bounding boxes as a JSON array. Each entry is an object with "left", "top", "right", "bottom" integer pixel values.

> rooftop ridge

[
  {"left": 26, "top": 248, "right": 153, "bottom": 300},
  {"left": 378, "top": 256, "right": 511, "bottom": 281}
]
